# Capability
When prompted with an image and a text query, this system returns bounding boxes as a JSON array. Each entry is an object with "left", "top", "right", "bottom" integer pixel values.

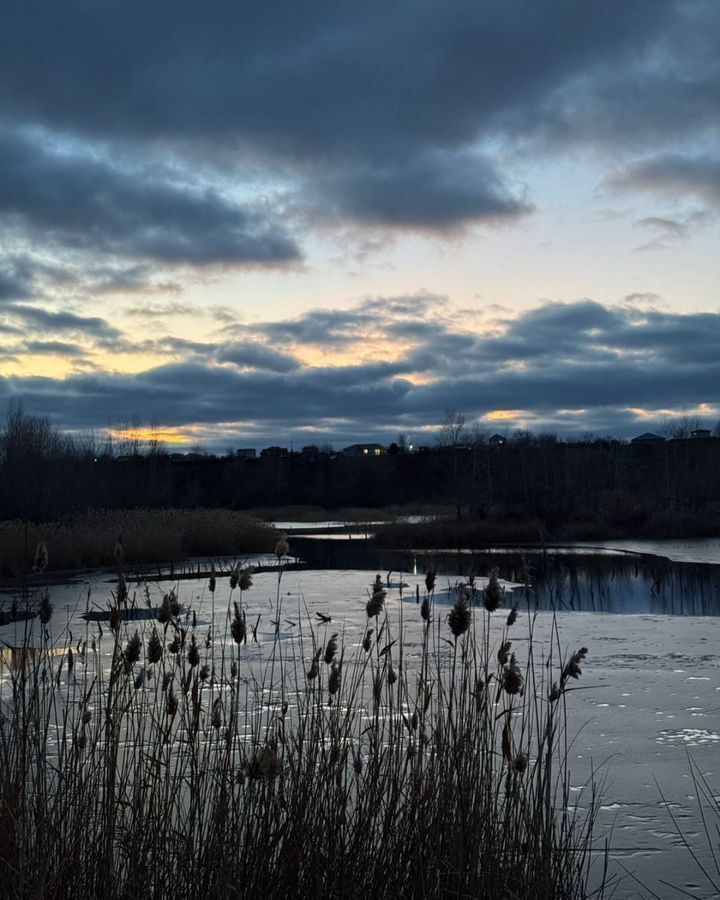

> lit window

[
  {"left": 363, "top": 448, "right": 369, "bottom": 455},
  {"left": 374, "top": 448, "right": 381, "bottom": 456}
]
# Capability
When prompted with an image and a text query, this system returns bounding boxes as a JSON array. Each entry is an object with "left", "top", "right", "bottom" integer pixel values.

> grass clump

[
  {"left": 0, "top": 565, "right": 606, "bottom": 899},
  {"left": 0, "top": 508, "right": 274, "bottom": 575}
]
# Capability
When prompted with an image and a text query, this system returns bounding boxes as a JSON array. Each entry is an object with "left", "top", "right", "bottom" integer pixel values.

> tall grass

[
  {"left": 0, "top": 564, "right": 606, "bottom": 899},
  {"left": 0, "top": 508, "right": 274, "bottom": 574}
]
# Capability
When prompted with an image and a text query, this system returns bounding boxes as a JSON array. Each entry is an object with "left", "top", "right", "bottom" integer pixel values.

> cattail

[
  {"left": 549, "top": 682, "right": 561, "bottom": 703},
  {"left": 81, "top": 709, "right": 92, "bottom": 725},
  {"left": 424, "top": 570, "right": 436, "bottom": 593},
  {"left": 231, "top": 602, "right": 246, "bottom": 644},
  {"left": 448, "top": 592, "right": 471, "bottom": 638},
  {"left": 562, "top": 646, "right": 588, "bottom": 683},
  {"left": 484, "top": 568, "right": 504, "bottom": 612},
  {"left": 275, "top": 535, "right": 290, "bottom": 559},
  {"left": 109, "top": 606, "right": 121, "bottom": 634},
  {"left": 114, "top": 537, "right": 124, "bottom": 566},
  {"left": 506, "top": 605, "right": 519, "bottom": 627},
  {"left": 33, "top": 541, "right": 49, "bottom": 573},
  {"left": 38, "top": 588, "right": 53, "bottom": 625},
  {"left": 134, "top": 669, "right": 145, "bottom": 690},
  {"left": 117, "top": 573, "right": 128, "bottom": 605},
  {"left": 252, "top": 745, "right": 281, "bottom": 779},
  {"left": 230, "top": 660, "right": 238, "bottom": 679},
  {"left": 513, "top": 752, "right": 529, "bottom": 774},
  {"left": 147, "top": 629, "right": 163, "bottom": 664},
  {"left": 238, "top": 568, "right": 253, "bottom": 591},
  {"left": 166, "top": 686, "right": 178, "bottom": 717},
  {"left": 306, "top": 648, "right": 321, "bottom": 680},
  {"left": 161, "top": 672, "right": 172, "bottom": 692},
  {"left": 67, "top": 647, "right": 74, "bottom": 673},
  {"left": 208, "top": 563, "right": 216, "bottom": 594},
  {"left": 324, "top": 633, "right": 338, "bottom": 665},
  {"left": 420, "top": 596, "right": 431, "bottom": 622},
  {"left": 187, "top": 634, "right": 200, "bottom": 667},
  {"left": 366, "top": 587, "right": 386, "bottom": 618},
  {"left": 168, "top": 633, "right": 181, "bottom": 654},
  {"left": 199, "top": 664, "right": 210, "bottom": 682},
  {"left": 77, "top": 733, "right": 87, "bottom": 751},
  {"left": 229, "top": 565, "right": 239, "bottom": 590},
  {"left": 503, "top": 653, "right": 524, "bottom": 696},
  {"left": 372, "top": 574, "right": 384, "bottom": 593},
  {"left": 328, "top": 660, "right": 342, "bottom": 695},
  {"left": 362, "top": 628, "right": 373, "bottom": 653},
  {"left": 211, "top": 698, "right": 223, "bottom": 729},
  {"left": 387, "top": 664, "right": 397, "bottom": 686},
  {"left": 124, "top": 630, "right": 141, "bottom": 666},
  {"left": 498, "top": 640, "right": 512, "bottom": 666}
]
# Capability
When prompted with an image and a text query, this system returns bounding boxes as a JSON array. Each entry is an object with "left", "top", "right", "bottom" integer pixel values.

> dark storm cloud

[
  {"left": 3, "top": 300, "right": 719, "bottom": 444},
  {"left": 3, "top": 1, "right": 714, "bottom": 234},
  {"left": 0, "top": 129, "right": 300, "bottom": 267}
]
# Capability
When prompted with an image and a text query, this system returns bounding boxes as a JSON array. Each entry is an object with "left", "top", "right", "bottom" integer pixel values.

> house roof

[{"left": 631, "top": 432, "right": 665, "bottom": 442}]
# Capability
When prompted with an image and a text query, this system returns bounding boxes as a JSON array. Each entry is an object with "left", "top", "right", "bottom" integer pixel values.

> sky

[{"left": 1, "top": 1, "right": 719, "bottom": 451}]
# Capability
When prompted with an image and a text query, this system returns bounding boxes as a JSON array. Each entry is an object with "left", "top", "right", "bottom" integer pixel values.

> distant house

[
  {"left": 631, "top": 432, "right": 665, "bottom": 443},
  {"left": 343, "top": 443, "right": 384, "bottom": 458},
  {"left": 236, "top": 448, "right": 256, "bottom": 459},
  {"left": 488, "top": 434, "right": 507, "bottom": 447},
  {"left": 260, "top": 446, "right": 289, "bottom": 458},
  {"left": 690, "top": 429, "right": 712, "bottom": 439}
]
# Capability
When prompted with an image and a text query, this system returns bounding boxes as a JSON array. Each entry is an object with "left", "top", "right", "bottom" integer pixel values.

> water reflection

[{"left": 292, "top": 538, "right": 720, "bottom": 616}]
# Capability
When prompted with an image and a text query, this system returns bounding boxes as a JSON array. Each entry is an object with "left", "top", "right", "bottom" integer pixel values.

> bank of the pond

[
  {"left": 373, "top": 511, "right": 720, "bottom": 549},
  {"left": 0, "top": 508, "right": 276, "bottom": 576}
]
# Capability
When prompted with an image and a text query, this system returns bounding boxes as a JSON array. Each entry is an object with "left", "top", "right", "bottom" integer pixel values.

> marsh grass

[
  {"left": 0, "top": 565, "right": 606, "bottom": 899},
  {"left": 0, "top": 509, "right": 274, "bottom": 574}
]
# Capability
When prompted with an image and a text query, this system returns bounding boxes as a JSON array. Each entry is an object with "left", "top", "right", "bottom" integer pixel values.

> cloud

[
  {"left": 2, "top": 1, "right": 715, "bottom": 236},
  {"left": 304, "top": 150, "right": 530, "bottom": 230},
  {"left": 613, "top": 155, "right": 720, "bottom": 207},
  {"left": 3, "top": 305, "right": 121, "bottom": 341},
  {"left": 2, "top": 298, "right": 719, "bottom": 445},
  {"left": 0, "top": 128, "right": 300, "bottom": 267},
  {"left": 217, "top": 343, "right": 300, "bottom": 373}
]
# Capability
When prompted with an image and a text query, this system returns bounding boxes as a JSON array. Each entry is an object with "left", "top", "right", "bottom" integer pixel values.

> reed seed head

[
  {"left": 231, "top": 601, "right": 246, "bottom": 645},
  {"left": 424, "top": 570, "right": 436, "bottom": 593},
  {"left": 324, "top": 633, "right": 338, "bottom": 665},
  {"left": 503, "top": 653, "right": 524, "bottom": 696},
  {"left": 497, "top": 640, "right": 512, "bottom": 667},
  {"left": 506, "top": 605, "right": 519, "bottom": 627},
  {"left": 484, "top": 568, "right": 504, "bottom": 612},
  {"left": 33, "top": 541, "right": 49, "bottom": 573},
  {"left": 229, "top": 565, "right": 239, "bottom": 590},
  {"left": 328, "top": 659, "right": 342, "bottom": 695},
  {"left": 114, "top": 537, "right": 124, "bottom": 565},
  {"left": 187, "top": 634, "right": 200, "bottom": 667},
  {"left": 420, "top": 595, "right": 431, "bottom": 622},
  {"left": 366, "top": 586, "right": 386, "bottom": 618},
  {"left": 362, "top": 628, "right": 373, "bottom": 652},
  {"left": 124, "top": 630, "right": 141, "bottom": 666},
  {"left": 275, "top": 535, "right": 290, "bottom": 559},
  {"left": 448, "top": 592, "right": 471, "bottom": 638},
  {"left": 38, "top": 588, "right": 53, "bottom": 625},
  {"left": 147, "top": 629, "right": 163, "bottom": 664},
  {"left": 238, "top": 568, "right": 253, "bottom": 591},
  {"left": 208, "top": 563, "right": 216, "bottom": 594}
]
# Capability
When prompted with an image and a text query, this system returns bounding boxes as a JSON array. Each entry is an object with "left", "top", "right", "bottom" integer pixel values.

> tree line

[{"left": 2, "top": 403, "right": 720, "bottom": 536}]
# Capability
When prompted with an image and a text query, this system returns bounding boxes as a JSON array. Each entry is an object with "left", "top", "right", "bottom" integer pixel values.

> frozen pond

[{"left": 2, "top": 551, "right": 720, "bottom": 898}]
